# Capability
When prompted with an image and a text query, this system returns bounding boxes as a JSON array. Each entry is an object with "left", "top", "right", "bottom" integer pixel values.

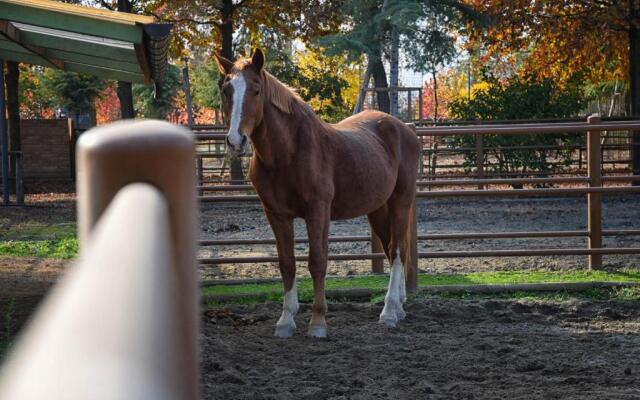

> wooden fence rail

[
  {"left": 198, "top": 116, "right": 640, "bottom": 292},
  {"left": 0, "top": 121, "right": 199, "bottom": 399}
]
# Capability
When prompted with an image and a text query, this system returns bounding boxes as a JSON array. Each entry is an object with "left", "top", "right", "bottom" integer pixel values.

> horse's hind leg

[
  {"left": 367, "top": 204, "right": 392, "bottom": 260},
  {"left": 379, "top": 193, "right": 413, "bottom": 327},
  {"left": 266, "top": 212, "right": 298, "bottom": 338}
]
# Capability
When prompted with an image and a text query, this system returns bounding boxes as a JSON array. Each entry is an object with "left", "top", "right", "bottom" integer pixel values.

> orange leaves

[{"left": 465, "top": 0, "right": 629, "bottom": 84}]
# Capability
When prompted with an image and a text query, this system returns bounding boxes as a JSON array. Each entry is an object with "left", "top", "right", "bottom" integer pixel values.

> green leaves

[{"left": 447, "top": 74, "right": 588, "bottom": 177}]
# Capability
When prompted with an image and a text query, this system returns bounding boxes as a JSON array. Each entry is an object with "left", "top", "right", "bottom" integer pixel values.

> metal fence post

[
  {"left": 77, "top": 120, "right": 199, "bottom": 398},
  {"left": 587, "top": 115, "right": 603, "bottom": 269},
  {"left": 476, "top": 132, "right": 484, "bottom": 189},
  {"left": 196, "top": 155, "right": 204, "bottom": 186},
  {"left": 407, "top": 123, "right": 419, "bottom": 292},
  {"left": 371, "top": 231, "right": 385, "bottom": 274},
  {"left": 406, "top": 190, "right": 419, "bottom": 293}
]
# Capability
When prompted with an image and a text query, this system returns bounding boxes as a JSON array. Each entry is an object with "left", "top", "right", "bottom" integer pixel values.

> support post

[
  {"left": 587, "top": 115, "right": 603, "bottom": 269},
  {"left": 407, "top": 90, "right": 412, "bottom": 122},
  {"left": 15, "top": 151, "right": 22, "bottom": 205},
  {"left": 371, "top": 231, "right": 385, "bottom": 274},
  {"left": 1, "top": 59, "right": 9, "bottom": 206},
  {"left": 476, "top": 133, "right": 484, "bottom": 189}
]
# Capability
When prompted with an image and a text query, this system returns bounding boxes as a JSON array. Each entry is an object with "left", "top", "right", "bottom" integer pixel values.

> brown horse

[{"left": 215, "top": 49, "right": 419, "bottom": 338}]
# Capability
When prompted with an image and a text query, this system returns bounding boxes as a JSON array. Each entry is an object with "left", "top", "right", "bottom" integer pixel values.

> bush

[{"left": 447, "top": 74, "right": 588, "bottom": 179}]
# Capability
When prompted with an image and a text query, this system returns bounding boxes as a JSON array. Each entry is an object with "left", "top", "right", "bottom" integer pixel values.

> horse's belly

[{"left": 330, "top": 172, "right": 395, "bottom": 220}]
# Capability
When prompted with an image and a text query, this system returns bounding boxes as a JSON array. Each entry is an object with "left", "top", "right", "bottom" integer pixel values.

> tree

[
  {"left": 448, "top": 74, "right": 588, "bottom": 180},
  {"left": 465, "top": 0, "right": 640, "bottom": 176},
  {"left": 133, "top": 63, "right": 182, "bottom": 119},
  {"left": 324, "top": 0, "right": 479, "bottom": 115},
  {"left": 41, "top": 69, "right": 107, "bottom": 127}
]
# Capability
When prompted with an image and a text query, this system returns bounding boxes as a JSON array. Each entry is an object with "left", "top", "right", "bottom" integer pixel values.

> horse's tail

[{"left": 404, "top": 191, "right": 418, "bottom": 293}]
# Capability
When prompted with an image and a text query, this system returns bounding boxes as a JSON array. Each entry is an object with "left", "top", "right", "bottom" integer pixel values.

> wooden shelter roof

[{"left": 0, "top": 0, "right": 171, "bottom": 83}]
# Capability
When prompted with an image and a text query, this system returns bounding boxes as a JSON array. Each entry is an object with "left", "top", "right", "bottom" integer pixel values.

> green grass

[
  {"left": 203, "top": 269, "right": 640, "bottom": 307},
  {"left": 431, "top": 286, "right": 640, "bottom": 302},
  {"left": 0, "top": 238, "right": 78, "bottom": 259},
  {"left": 0, "top": 223, "right": 76, "bottom": 241},
  {"left": 0, "top": 222, "right": 78, "bottom": 259}
]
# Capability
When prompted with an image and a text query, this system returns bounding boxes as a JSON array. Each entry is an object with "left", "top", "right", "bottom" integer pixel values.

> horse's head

[{"left": 214, "top": 48, "right": 266, "bottom": 156}]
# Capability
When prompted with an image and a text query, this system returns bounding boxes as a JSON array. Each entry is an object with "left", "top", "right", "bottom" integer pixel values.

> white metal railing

[{"left": 0, "top": 120, "right": 199, "bottom": 399}]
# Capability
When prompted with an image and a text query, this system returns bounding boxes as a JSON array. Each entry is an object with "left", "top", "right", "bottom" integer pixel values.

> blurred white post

[{"left": 0, "top": 120, "right": 199, "bottom": 399}]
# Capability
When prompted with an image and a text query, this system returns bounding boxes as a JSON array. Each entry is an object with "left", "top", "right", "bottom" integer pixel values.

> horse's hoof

[
  {"left": 379, "top": 314, "right": 398, "bottom": 328},
  {"left": 308, "top": 324, "right": 327, "bottom": 339},
  {"left": 274, "top": 323, "right": 296, "bottom": 338}
]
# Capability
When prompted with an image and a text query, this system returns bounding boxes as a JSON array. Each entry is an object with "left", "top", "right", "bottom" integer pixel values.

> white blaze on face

[{"left": 227, "top": 73, "right": 247, "bottom": 148}]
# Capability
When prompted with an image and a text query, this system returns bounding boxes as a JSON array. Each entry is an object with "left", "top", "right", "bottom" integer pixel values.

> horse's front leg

[
  {"left": 266, "top": 212, "right": 298, "bottom": 338},
  {"left": 305, "top": 205, "right": 330, "bottom": 338}
]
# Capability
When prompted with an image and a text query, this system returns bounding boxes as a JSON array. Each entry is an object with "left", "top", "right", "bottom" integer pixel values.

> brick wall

[{"left": 20, "top": 119, "right": 73, "bottom": 181}]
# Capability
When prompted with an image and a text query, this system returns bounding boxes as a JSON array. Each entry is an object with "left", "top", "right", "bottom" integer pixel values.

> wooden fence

[
  {"left": 0, "top": 120, "right": 199, "bottom": 399},
  {"left": 197, "top": 116, "right": 640, "bottom": 292}
]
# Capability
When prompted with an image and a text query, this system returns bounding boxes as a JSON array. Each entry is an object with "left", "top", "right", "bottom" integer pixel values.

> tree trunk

[
  {"left": 432, "top": 69, "right": 439, "bottom": 120},
  {"left": 219, "top": 0, "right": 244, "bottom": 183},
  {"left": 371, "top": 51, "right": 390, "bottom": 114},
  {"left": 117, "top": 0, "right": 135, "bottom": 119},
  {"left": 6, "top": 61, "right": 20, "bottom": 194},
  {"left": 354, "top": 58, "right": 373, "bottom": 114},
  {"left": 389, "top": 27, "right": 400, "bottom": 117},
  {"left": 631, "top": 0, "right": 640, "bottom": 182},
  {"left": 117, "top": 81, "right": 135, "bottom": 119}
]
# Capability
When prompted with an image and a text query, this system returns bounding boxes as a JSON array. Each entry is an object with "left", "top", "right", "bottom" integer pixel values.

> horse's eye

[{"left": 254, "top": 89, "right": 260, "bottom": 96}]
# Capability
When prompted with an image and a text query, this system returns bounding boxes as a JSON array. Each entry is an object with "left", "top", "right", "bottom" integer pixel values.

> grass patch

[
  {"left": 203, "top": 269, "right": 640, "bottom": 307},
  {"left": 0, "top": 238, "right": 78, "bottom": 259},
  {"left": 430, "top": 286, "right": 640, "bottom": 302},
  {"left": 0, "top": 223, "right": 76, "bottom": 241}
]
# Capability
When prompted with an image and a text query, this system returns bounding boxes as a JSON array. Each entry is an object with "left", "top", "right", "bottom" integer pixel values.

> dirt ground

[
  {"left": 2, "top": 193, "right": 640, "bottom": 398},
  {"left": 202, "top": 298, "right": 640, "bottom": 400},
  {"left": 200, "top": 195, "right": 640, "bottom": 279}
]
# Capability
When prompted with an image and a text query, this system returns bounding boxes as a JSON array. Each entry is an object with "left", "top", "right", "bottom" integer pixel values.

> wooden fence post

[
  {"left": 77, "top": 120, "right": 199, "bottom": 397},
  {"left": 587, "top": 115, "right": 603, "bottom": 269}
]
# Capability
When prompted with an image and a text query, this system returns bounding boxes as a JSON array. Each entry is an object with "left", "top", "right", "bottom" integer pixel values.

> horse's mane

[
  {"left": 261, "top": 70, "right": 303, "bottom": 114},
  {"left": 233, "top": 57, "right": 303, "bottom": 115}
]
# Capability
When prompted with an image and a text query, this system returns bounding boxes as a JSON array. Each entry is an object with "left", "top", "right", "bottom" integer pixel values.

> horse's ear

[
  {"left": 213, "top": 52, "right": 234, "bottom": 75},
  {"left": 251, "top": 48, "right": 265, "bottom": 71}
]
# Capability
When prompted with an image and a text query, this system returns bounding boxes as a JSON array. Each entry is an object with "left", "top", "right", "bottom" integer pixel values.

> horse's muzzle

[{"left": 226, "top": 134, "right": 248, "bottom": 156}]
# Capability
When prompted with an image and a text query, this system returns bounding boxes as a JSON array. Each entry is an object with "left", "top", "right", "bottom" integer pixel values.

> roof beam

[
  {"left": 0, "top": 20, "right": 63, "bottom": 68},
  {"left": 12, "top": 22, "right": 138, "bottom": 63},
  {"left": 0, "top": 2, "right": 144, "bottom": 43}
]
